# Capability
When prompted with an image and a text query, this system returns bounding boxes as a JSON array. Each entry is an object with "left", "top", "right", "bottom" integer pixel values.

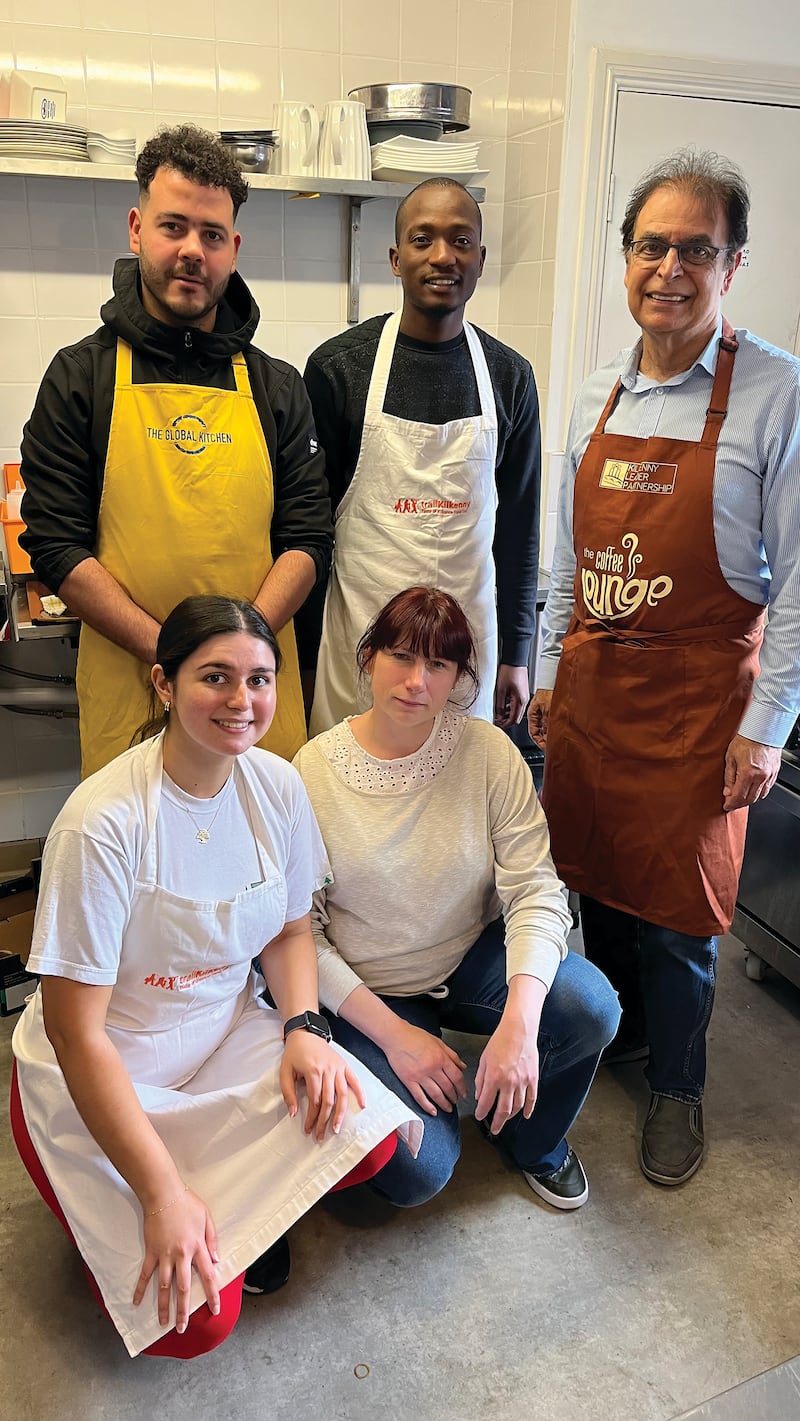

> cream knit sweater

[{"left": 294, "top": 712, "right": 571, "bottom": 1012}]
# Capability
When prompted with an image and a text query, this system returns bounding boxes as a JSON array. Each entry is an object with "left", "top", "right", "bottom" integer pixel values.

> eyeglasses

[{"left": 627, "top": 238, "right": 732, "bottom": 268}]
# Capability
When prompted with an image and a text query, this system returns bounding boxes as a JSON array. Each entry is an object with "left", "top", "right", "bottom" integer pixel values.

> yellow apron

[{"left": 77, "top": 339, "right": 307, "bottom": 777}]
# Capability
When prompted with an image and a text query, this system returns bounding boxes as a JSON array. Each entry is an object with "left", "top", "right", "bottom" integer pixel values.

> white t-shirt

[{"left": 28, "top": 736, "right": 331, "bottom": 987}]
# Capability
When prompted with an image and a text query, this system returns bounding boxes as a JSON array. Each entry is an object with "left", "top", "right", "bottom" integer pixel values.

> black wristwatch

[{"left": 282, "top": 1010, "right": 332, "bottom": 1043}]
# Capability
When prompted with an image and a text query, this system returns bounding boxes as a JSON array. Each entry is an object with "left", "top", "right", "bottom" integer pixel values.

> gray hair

[{"left": 621, "top": 148, "right": 749, "bottom": 267}]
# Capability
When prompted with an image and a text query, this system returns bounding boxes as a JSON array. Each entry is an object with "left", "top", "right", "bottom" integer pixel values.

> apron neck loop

[
  {"left": 718, "top": 316, "right": 739, "bottom": 355},
  {"left": 701, "top": 318, "right": 738, "bottom": 445},
  {"left": 115, "top": 338, "right": 133, "bottom": 385},
  {"left": 231, "top": 351, "right": 251, "bottom": 395},
  {"left": 595, "top": 379, "right": 624, "bottom": 435}
]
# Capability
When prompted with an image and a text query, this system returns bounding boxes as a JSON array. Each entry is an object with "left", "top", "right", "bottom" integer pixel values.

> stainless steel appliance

[{"left": 732, "top": 717, "right": 800, "bottom": 989}]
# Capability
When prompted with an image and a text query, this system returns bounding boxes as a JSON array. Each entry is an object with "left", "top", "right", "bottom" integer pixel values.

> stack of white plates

[
  {"left": 370, "top": 135, "right": 487, "bottom": 187},
  {"left": 0, "top": 119, "right": 88, "bottom": 161},
  {"left": 87, "top": 129, "right": 136, "bottom": 165}
]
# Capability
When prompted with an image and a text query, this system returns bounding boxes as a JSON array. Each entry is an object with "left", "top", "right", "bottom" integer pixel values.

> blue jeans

[
  {"left": 326, "top": 920, "right": 620, "bottom": 1207},
  {"left": 579, "top": 896, "right": 716, "bottom": 1103}
]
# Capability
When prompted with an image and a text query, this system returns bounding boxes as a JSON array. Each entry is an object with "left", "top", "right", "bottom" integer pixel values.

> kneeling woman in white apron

[{"left": 12, "top": 595, "right": 420, "bottom": 1359}]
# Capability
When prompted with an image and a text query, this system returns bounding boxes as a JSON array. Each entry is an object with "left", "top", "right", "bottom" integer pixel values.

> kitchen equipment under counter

[
  {"left": 0, "top": 561, "right": 79, "bottom": 643},
  {"left": 732, "top": 726, "right": 800, "bottom": 991}
]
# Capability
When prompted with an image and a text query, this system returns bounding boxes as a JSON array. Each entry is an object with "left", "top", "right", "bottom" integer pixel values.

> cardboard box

[
  {"left": 0, "top": 838, "right": 42, "bottom": 883},
  {"left": 0, "top": 905, "right": 35, "bottom": 957},
  {"left": 0, "top": 852, "right": 39, "bottom": 967},
  {"left": 0, "top": 948, "right": 37, "bottom": 1014}
]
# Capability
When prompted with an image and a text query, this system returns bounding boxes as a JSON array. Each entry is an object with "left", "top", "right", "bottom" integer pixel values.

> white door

[{"left": 595, "top": 89, "right": 800, "bottom": 366}]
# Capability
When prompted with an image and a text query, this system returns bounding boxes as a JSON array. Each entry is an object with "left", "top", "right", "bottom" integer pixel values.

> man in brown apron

[
  {"left": 20, "top": 125, "right": 331, "bottom": 774},
  {"left": 529, "top": 151, "right": 800, "bottom": 1186}
]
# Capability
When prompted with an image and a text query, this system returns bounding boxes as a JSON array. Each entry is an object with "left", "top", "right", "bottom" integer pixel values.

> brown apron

[{"left": 542, "top": 321, "right": 765, "bottom": 937}]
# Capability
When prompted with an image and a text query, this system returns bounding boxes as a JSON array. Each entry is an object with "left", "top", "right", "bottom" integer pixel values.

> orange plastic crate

[
  {"left": 1, "top": 502, "right": 32, "bottom": 575},
  {"left": 3, "top": 464, "right": 23, "bottom": 495}
]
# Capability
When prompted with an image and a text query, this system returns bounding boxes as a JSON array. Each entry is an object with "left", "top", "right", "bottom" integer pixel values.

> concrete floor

[
  {"left": 1, "top": 932, "right": 798, "bottom": 1421},
  {"left": 675, "top": 1355, "right": 800, "bottom": 1420}
]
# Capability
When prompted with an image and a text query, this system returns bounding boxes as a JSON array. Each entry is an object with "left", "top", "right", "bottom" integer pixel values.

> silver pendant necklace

[{"left": 180, "top": 795, "right": 226, "bottom": 844}]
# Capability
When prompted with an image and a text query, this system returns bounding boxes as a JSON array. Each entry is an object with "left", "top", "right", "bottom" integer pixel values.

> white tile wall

[
  {"left": 0, "top": 0, "right": 520, "bottom": 839},
  {"left": 0, "top": 1, "right": 514, "bottom": 451},
  {"left": 342, "top": 0, "right": 400, "bottom": 60},
  {"left": 498, "top": 0, "right": 570, "bottom": 555}
]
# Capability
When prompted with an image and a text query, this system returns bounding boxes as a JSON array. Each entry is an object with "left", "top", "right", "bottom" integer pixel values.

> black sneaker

[
  {"left": 640, "top": 1094, "right": 705, "bottom": 1185},
  {"left": 524, "top": 1147, "right": 589, "bottom": 1210},
  {"left": 243, "top": 1234, "right": 291, "bottom": 1295}
]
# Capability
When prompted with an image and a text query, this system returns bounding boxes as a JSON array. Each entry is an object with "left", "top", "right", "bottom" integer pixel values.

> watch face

[
  {"left": 284, "top": 1010, "right": 332, "bottom": 1043},
  {"left": 307, "top": 1011, "right": 332, "bottom": 1040}
]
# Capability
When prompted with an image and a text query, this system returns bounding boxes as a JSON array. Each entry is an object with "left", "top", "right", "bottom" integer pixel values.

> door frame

[{"left": 548, "top": 51, "right": 800, "bottom": 458}]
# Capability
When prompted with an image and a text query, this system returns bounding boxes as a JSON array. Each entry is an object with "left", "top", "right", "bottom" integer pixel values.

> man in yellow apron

[{"left": 20, "top": 125, "right": 331, "bottom": 775}]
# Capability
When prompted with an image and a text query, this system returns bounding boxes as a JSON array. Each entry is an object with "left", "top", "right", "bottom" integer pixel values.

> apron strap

[
  {"left": 572, "top": 611, "right": 765, "bottom": 647},
  {"left": 363, "top": 314, "right": 499, "bottom": 428},
  {"left": 231, "top": 351, "right": 252, "bottom": 396},
  {"left": 363, "top": 312, "right": 402, "bottom": 420},
  {"left": 462, "top": 321, "right": 498, "bottom": 427},
  {"left": 594, "top": 377, "right": 624, "bottom": 435},
  {"left": 115, "top": 341, "right": 252, "bottom": 396},
  {"left": 115, "top": 338, "right": 133, "bottom": 386},
  {"left": 594, "top": 317, "right": 739, "bottom": 445},
  {"left": 700, "top": 318, "right": 738, "bottom": 447}
]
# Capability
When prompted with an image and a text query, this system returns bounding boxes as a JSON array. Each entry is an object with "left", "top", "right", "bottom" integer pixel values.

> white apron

[
  {"left": 13, "top": 744, "right": 421, "bottom": 1357},
  {"left": 310, "top": 312, "right": 500, "bottom": 732}
]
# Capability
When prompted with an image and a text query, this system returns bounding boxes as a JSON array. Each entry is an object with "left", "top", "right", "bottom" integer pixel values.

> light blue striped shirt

[{"left": 540, "top": 319, "right": 800, "bottom": 746}]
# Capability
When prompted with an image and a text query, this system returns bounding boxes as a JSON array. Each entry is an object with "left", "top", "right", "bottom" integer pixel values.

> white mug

[
  {"left": 318, "top": 99, "right": 371, "bottom": 181},
  {"left": 272, "top": 101, "right": 320, "bottom": 177}
]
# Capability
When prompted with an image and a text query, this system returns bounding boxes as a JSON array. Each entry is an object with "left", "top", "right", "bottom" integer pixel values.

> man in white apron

[
  {"left": 20, "top": 125, "right": 331, "bottom": 775},
  {"left": 304, "top": 178, "right": 542, "bottom": 733}
]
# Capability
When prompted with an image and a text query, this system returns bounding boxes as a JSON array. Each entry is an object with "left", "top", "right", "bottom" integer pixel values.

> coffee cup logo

[{"left": 581, "top": 532, "right": 673, "bottom": 620}]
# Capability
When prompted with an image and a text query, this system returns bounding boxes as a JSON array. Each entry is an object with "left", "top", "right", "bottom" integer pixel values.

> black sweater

[
  {"left": 303, "top": 313, "right": 541, "bottom": 665},
  {"left": 20, "top": 258, "right": 333, "bottom": 597}
]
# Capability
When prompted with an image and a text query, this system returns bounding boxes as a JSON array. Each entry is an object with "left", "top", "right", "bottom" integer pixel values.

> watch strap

[{"left": 283, "top": 1010, "right": 332, "bottom": 1042}]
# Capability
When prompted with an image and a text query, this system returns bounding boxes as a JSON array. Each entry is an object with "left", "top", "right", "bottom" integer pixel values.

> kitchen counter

[
  {"left": 1, "top": 566, "right": 553, "bottom": 643},
  {"left": 0, "top": 566, "right": 80, "bottom": 642}
]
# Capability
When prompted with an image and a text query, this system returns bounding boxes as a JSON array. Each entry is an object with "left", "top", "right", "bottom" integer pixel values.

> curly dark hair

[
  {"left": 620, "top": 148, "right": 749, "bottom": 269},
  {"left": 135, "top": 124, "right": 249, "bottom": 218}
]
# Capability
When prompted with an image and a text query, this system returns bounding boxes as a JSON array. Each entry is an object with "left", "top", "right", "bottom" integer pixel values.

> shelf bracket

[{"left": 347, "top": 197, "right": 363, "bottom": 325}]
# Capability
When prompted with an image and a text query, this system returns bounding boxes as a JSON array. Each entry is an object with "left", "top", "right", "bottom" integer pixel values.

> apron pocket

[{"left": 564, "top": 639, "right": 687, "bottom": 763}]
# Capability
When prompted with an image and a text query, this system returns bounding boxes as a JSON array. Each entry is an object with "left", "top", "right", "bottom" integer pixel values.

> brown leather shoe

[{"left": 640, "top": 1094, "right": 705, "bottom": 1185}]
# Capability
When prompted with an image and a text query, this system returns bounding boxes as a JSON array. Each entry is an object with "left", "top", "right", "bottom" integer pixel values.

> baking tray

[{"left": 26, "top": 581, "right": 74, "bottom": 623}]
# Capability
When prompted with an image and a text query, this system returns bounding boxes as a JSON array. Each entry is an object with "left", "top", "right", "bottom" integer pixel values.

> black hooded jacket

[{"left": 19, "top": 258, "right": 332, "bottom": 597}]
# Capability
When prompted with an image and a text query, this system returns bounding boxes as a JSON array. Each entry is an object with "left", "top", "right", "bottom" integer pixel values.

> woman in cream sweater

[{"left": 294, "top": 587, "right": 620, "bottom": 1212}]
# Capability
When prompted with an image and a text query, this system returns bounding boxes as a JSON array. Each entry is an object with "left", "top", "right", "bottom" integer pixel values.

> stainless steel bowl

[
  {"left": 348, "top": 83, "right": 471, "bottom": 132},
  {"left": 219, "top": 130, "right": 279, "bottom": 174}
]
